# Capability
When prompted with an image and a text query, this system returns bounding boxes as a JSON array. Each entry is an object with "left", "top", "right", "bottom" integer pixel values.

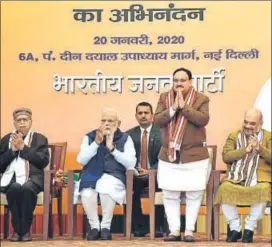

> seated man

[
  {"left": 214, "top": 108, "right": 271, "bottom": 243},
  {"left": 77, "top": 108, "right": 136, "bottom": 241},
  {"left": 127, "top": 102, "right": 164, "bottom": 237},
  {"left": 0, "top": 107, "right": 49, "bottom": 242}
]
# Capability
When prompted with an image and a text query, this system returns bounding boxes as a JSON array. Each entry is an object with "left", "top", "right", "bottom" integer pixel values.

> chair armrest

[
  {"left": 126, "top": 169, "right": 134, "bottom": 184},
  {"left": 149, "top": 169, "right": 157, "bottom": 198},
  {"left": 67, "top": 170, "right": 78, "bottom": 206},
  {"left": 213, "top": 170, "right": 226, "bottom": 179},
  {"left": 149, "top": 169, "right": 157, "bottom": 176},
  {"left": 126, "top": 170, "right": 134, "bottom": 197},
  {"left": 44, "top": 170, "right": 53, "bottom": 189},
  {"left": 67, "top": 170, "right": 81, "bottom": 193},
  {"left": 149, "top": 169, "right": 156, "bottom": 186},
  {"left": 67, "top": 170, "right": 79, "bottom": 190},
  {"left": 43, "top": 169, "right": 52, "bottom": 202},
  {"left": 213, "top": 170, "right": 226, "bottom": 194}
]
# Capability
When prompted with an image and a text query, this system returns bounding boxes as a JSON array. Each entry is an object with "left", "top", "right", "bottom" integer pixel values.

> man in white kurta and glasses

[{"left": 77, "top": 109, "right": 136, "bottom": 241}]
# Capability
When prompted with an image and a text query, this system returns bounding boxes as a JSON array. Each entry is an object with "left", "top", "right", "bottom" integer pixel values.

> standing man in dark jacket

[
  {"left": 0, "top": 107, "right": 49, "bottom": 241},
  {"left": 154, "top": 68, "right": 211, "bottom": 242},
  {"left": 127, "top": 102, "right": 164, "bottom": 237}
]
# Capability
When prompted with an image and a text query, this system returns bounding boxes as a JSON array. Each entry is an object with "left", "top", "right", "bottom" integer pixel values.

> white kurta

[
  {"left": 0, "top": 130, "right": 33, "bottom": 187},
  {"left": 157, "top": 158, "right": 211, "bottom": 191},
  {"left": 76, "top": 134, "right": 136, "bottom": 204},
  {"left": 95, "top": 173, "right": 125, "bottom": 204}
]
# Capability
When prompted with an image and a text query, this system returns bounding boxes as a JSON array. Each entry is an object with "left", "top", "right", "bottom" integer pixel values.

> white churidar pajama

[
  {"left": 222, "top": 202, "right": 267, "bottom": 232},
  {"left": 77, "top": 135, "right": 136, "bottom": 230}
]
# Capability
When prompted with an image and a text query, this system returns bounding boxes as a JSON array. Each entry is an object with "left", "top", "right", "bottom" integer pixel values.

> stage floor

[{"left": 1, "top": 234, "right": 271, "bottom": 247}]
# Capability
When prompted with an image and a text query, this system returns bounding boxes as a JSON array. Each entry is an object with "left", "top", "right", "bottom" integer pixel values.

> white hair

[{"left": 102, "top": 108, "right": 121, "bottom": 121}]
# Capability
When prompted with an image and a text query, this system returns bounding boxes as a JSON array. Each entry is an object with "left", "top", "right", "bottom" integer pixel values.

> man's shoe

[
  {"left": 242, "top": 229, "right": 254, "bottom": 243},
  {"left": 100, "top": 228, "right": 112, "bottom": 240},
  {"left": 164, "top": 234, "right": 181, "bottom": 241},
  {"left": 184, "top": 235, "right": 195, "bottom": 242},
  {"left": 21, "top": 232, "right": 32, "bottom": 241},
  {"left": 226, "top": 230, "right": 242, "bottom": 242},
  {"left": 9, "top": 232, "right": 20, "bottom": 242},
  {"left": 134, "top": 229, "right": 148, "bottom": 237},
  {"left": 87, "top": 228, "right": 100, "bottom": 241}
]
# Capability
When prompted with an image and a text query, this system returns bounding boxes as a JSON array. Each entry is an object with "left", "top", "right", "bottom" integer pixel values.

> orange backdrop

[{"left": 1, "top": 1, "right": 271, "bottom": 215}]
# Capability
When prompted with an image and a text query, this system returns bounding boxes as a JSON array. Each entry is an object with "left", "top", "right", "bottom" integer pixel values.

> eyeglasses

[{"left": 15, "top": 117, "right": 30, "bottom": 123}]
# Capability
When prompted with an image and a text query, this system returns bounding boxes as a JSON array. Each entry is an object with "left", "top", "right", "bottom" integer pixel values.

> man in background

[{"left": 127, "top": 102, "right": 164, "bottom": 238}]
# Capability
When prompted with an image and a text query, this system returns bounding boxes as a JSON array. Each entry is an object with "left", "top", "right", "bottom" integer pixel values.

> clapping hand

[
  {"left": 106, "top": 132, "right": 114, "bottom": 151},
  {"left": 11, "top": 132, "right": 24, "bottom": 151},
  {"left": 95, "top": 126, "right": 106, "bottom": 144},
  {"left": 248, "top": 134, "right": 260, "bottom": 151}
]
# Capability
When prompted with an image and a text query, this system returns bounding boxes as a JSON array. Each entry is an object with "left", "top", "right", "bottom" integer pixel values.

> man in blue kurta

[{"left": 77, "top": 108, "right": 136, "bottom": 241}]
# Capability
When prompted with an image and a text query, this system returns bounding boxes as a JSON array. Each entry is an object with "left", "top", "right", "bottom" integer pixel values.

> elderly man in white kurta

[{"left": 77, "top": 109, "right": 136, "bottom": 241}]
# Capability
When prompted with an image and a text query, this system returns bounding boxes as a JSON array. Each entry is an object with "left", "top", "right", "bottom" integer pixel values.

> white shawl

[
  {"left": 0, "top": 130, "right": 33, "bottom": 187},
  {"left": 227, "top": 130, "right": 263, "bottom": 187}
]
